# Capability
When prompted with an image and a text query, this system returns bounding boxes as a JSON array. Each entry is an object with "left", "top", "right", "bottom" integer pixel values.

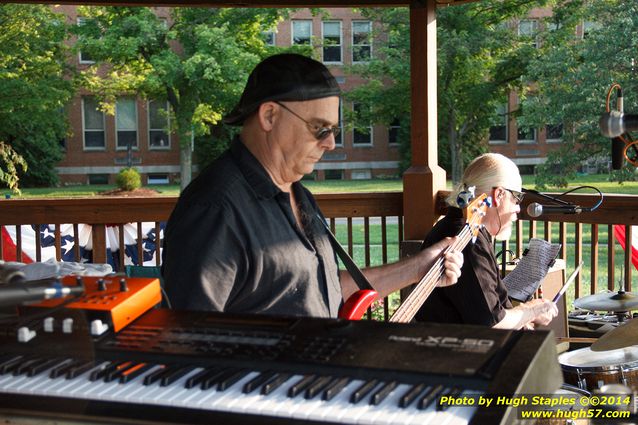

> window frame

[
  {"left": 116, "top": 97, "right": 139, "bottom": 151},
  {"left": 292, "top": 20, "right": 312, "bottom": 46},
  {"left": 81, "top": 96, "right": 106, "bottom": 151},
  {"left": 148, "top": 99, "right": 171, "bottom": 150},
  {"left": 322, "top": 21, "right": 342, "bottom": 64},
  {"left": 351, "top": 20, "right": 372, "bottom": 63}
]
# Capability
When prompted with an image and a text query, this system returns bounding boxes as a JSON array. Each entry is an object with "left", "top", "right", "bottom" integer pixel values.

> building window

[
  {"left": 116, "top": 98, "right": 138, "bottom": 150},
  {"left": 518, "top": 19, "right": 539, "bottom": 48},
  {"left": 77, "top": 17, "right": 95, "bottom": 64},
  {"left": 322, "top": 21, "right": 342, "bottom": 63},
  {"left": 335, "top": 102, "right": 343, "bottom": 146},
  {"left": 351, "top": 169, "right": 371, "bottom": 180},
  {"left": 292, "top": 20, "right": 312, "bottom": 45},
  {"left": 489, "top": 103, "right": 508, "bottom": 144},
  {"left": 353, "top": 103, "right": 372, "bottom": 146},
  {"left": 517, "top": 125, "right": 537, "bottom": 144},
  {"left": 148, "top": 173, "right": 169, "bottom": 185},
  {"left": 582, "top": 20, "right": 601, "bottom": 39},
  {"left": 262, "top": 30, "right": 276, "bottom": 46},
  {"left": 388, "top": 118, "right": 400, "bottom": 146},
  {"left": 82, "top": 96, "right": 105, "bottom": 150},
  {"left": 352, "top": 21, "right": 371, "bottom": 63},
  {"left": 324, "top": 169, "right": 343, "bottom": 180},
  {"left": 148, "top": 100, "right": 170, "bottom": 149},
  {"left": 546, "top": 123, "right": 563, "bottom": 143},
  {"left": 88, "top": 174, "right": 109, "bottom": 185}
]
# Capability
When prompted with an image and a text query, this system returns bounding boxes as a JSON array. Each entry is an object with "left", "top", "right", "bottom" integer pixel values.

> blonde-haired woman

[{"left": 415, "top": 153, "right": 557, "bottom": 329}]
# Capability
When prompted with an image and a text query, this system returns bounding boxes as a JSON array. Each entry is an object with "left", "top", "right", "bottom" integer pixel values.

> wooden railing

[{"left": 1, "top": 191, "right": 637, "bottom": 307}]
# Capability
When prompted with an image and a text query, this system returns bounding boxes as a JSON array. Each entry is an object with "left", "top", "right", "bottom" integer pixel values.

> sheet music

[{"left": 504, "top": 238, "right": 561, "bottom": 302}]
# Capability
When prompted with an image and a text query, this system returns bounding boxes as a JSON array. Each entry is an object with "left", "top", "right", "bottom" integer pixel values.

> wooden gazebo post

[{"left": 403, "top": 0, "right": 446, "bottom": 241}]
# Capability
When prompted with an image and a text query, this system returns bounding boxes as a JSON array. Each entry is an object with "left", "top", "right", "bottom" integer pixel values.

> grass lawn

[
  {"left": 6, "top": 173, "right": 638, "bottom": 317},
  {"left": 8, "top": 173, "right": 638, "bottom": 198}
]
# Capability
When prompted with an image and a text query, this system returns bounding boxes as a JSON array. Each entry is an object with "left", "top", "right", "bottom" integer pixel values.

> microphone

[
  {"left": 527, "top": 202, "right": 582, "bottom": 218},
  {"left": 599, "top": 111, "right": 638, "bottom": 138},
  {"left": 0, "top": 279, "right": 84, "bottom": 308}
]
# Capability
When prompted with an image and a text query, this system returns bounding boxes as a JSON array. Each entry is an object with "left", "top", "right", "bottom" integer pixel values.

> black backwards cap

[{"left": 223, "top": 53, "right": 341, "bottom": 126}]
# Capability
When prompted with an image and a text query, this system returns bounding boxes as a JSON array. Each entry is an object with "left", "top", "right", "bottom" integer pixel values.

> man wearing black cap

[{"left": 162, "top": 53, "right": 462, "bottom": 317}]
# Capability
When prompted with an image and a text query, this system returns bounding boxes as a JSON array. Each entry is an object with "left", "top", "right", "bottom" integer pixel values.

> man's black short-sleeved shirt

[
  {"left": 162, "top": 138, "right": 342, "bottom": 317},
  {"left": 414, "top": 207, "right": 512, "bottom": 326}
]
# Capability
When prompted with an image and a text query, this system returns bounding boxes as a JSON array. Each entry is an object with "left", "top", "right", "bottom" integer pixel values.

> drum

[{"left": 558, "top": 346, "right": 638, "bottom": 392}]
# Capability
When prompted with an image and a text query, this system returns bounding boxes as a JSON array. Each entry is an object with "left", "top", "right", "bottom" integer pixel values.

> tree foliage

[
  {"left": 0, "top": 4, "right": 74, "bottom": 187},
  {"left": 73, "top": 6, "right": 296, "bottom": 189},
  {"left": 347, "top": 1, "right": 549, "bottom": 183},
  {"left": 522, "top": 0, "right": 638, "bottom": 187},
  {"left": 0, "top": 142, "right": 27, "bottom": 194}
]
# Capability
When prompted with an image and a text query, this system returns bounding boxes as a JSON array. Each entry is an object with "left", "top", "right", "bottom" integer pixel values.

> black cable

[{"left": 523, "top": 185, "right": 604, "bottom": 212}]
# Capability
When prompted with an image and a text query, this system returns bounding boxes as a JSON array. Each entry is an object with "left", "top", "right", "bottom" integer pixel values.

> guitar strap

[{"left": 316, "top": 214, "right": 374, "bottom": 291}]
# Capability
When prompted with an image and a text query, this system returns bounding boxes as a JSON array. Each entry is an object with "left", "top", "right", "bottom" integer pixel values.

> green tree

[
  {"left": 73, "top": 6, "right": 295, "bottom": 190},
  {"left": 347, "top": 1, "right": 549, "bottom": 183},
  {"left": 0, "top": 4, "right": 74, "bottom": 187},
  {"left": 522, "top": 0, "right": 638, "bottom": 187}
]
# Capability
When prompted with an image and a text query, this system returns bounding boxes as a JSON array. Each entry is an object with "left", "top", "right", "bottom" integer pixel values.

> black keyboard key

[
  {"left": 1, "top": 355, "right": 31, "bottom": 375},
  {"left": 418, "top": 384, "right": 444, "bottom": 410},
  {"left": 261, "top": 373, "right": 292, "bottom": 395},
  {"left": 105, "top": 361, "right": 134, "bottom": 382},
  {"left": 161, "top": 365, "right": 196, "bottom": 387},
  {"left": 305, "top": 376, "right": 333, "bottom": 399},
  {"left": 243, "top": 371, "right": 276, "bottom": 394},
  {"left": 120, "top": 363, "right": 153, "bottom": 383},
  {"left": 218, "top": 369, "right": 249, "bottom": 391},
  {"left": 323, "top": 377, "right": 350, "bottom": 401},
  {"left": 0, "top": 355, "right": 22, "bottom": 374},
  {"left": 370, "top": 381, "right": 397, "bottom": 405},
  {"left": 288, "top": 375, "right": 317, "bottom": 398},
  {"left": 350, "top": 379, "right": 380, "bottom": 404},
  {"left": 399, "top": 383, "right": 428, "bottom": 408},
  {"left": 143, "top": 364, "right": 168, "bottom": 385},
  {"left": 89, "top": 362, "right": 116, "bottom": 382},
  {"left": 49, "top": 359, "right": 76, "bottom": 379},
  {"left": 66, "top": 360, "right": 97, "bottom": 379},
  {"left": 185, "top": 367, "right": 218, "bottom": 389},
  {"left": 437, "top": 387, "right": 460, "bottom": 411},
  {"left": 201, "top": 368, "right": 229, "bottom": 390},
  {"left": 27, "top": 358, "right": 62, "bottom": 377},
  {"left": 13, "top": 358, "right": 43, "bottom": 376}
]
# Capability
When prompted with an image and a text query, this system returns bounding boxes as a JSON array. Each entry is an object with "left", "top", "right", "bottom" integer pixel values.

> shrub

[{"left": 116, "top": 167, "right": 141, "bottom": 191}]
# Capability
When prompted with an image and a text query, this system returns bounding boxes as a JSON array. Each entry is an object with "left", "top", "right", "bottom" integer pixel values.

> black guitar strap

[{"left": 316, "top": 214, "right": 374, "bottom": 291}]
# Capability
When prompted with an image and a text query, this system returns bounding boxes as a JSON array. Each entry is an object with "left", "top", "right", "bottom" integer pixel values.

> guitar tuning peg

[{"left": 456, "top": 185, "right": 476, "bottom": 208}]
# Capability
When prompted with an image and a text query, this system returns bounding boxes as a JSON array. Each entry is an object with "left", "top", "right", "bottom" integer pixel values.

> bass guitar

[{"left": 338, "top": 191, "right": 491, "bottom": 321}]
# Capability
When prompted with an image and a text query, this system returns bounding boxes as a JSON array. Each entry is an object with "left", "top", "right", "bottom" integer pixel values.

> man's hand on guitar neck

[{"left": 339, "top": 236, "right": 463, "bottom": 302}]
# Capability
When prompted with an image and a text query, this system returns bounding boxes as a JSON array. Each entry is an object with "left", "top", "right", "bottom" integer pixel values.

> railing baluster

[
  {"left": 15, "top": 225, "right": 22, "bottom": 262},
  {"left": 608, "top": 224, "right": 615, "bottom": 291},
  {"left": 574, "top": 223, "right": 582, "bottom": 299},
  {"left": 347, "top": 217, "right": 353, "bottom": 257},
  {"left": 364, "top": 217, "right": 370, "bottom": 268},
  {"left": 559, "top": 222, "right": 567, "bottom": 263},
  {"left": 137, "top": 222, "right": 144, "bottom": 266},
  {"left": 544, "top": 221, "right": 552, "bottom": 243},
  {"left": 590, "top": 224, "right": 598, "bottom": 295},
  {"left": 92, "top": 224, "right": 107, "bottom": 264},
  {"left": 516, "top": 221, "right": 523, "bottom": 257},
  {"left": 118, "top": 224, "right": 125, "bottom": 272},
  {"left": 529, "top": 220, "right": 537, "bottom": 240},
  {"left": 73, "top": 224, "right": 80, "bottom": 262},
  {"left": 54, "top": 224, "right": 61, "bottom": 261},
  {"left": 35, "top": 224, "right": 42, "bottom": 262},
  {"left": 155, "top": 222, "right": 162, "bottom": 267},
  {"left": 0, "top": 226, "right": 4, "bottom": 260}
]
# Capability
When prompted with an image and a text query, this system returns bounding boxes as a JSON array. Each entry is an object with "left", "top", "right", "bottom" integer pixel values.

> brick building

[{"left": 54, "top": 6, "right": 400, "bottom": 186}]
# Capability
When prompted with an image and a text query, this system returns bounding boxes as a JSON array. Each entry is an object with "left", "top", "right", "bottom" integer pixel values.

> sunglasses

[
  {"left": 500, "top": 187, "right": 525, "bottom": 204},
  {"left": 275, "top": 102, "right": 341, "bottom": 141}
]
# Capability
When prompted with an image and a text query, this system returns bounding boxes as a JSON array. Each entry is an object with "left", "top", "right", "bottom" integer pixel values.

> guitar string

[{"left": 390, "top": 209, "right": 484, "bottom": 322}]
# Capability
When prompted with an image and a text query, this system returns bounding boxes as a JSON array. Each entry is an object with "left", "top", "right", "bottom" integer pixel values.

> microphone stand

[{"left": 522, "top": 186, "right": 604, "bottom": 213}]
